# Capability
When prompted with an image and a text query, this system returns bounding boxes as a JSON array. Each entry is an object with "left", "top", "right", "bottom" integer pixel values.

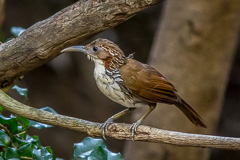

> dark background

[{"left": 1, "top": 0, "right": 239, "bottom": 159}]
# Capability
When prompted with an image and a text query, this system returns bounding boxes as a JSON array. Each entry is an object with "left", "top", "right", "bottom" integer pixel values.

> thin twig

[
  {"left": 20, "top": 156, "right": 32, "bottom": 160},
  {"left": 0, "top": 123, "right": 16, "bottom": 148},
  {"left": 0, "top": 90, "right": 240, "bottom": 150}
]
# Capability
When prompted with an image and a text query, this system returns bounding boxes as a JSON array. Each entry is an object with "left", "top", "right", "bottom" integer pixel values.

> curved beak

[{"left": 61, "top": 46, "right": 88, "bottom": 54}]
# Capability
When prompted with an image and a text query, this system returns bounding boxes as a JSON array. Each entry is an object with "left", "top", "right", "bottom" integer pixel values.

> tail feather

[{"left": 174, "top": 98, "right": 207, "bottom": 128}]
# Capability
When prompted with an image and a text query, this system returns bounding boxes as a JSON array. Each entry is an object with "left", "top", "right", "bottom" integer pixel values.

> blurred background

[{"left": 0, "top": 0, "right": 240, "bottom": 159}]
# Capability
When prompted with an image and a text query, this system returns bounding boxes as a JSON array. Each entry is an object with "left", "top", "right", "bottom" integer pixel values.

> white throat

[
  {"left": 92, "top": 58, "right": 146, "bottom": 108},
  {"left": 93, "top": 59, "right": 106, "bottom": 76}
]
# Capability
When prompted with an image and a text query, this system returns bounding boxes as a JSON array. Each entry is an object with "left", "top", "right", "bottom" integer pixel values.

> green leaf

[
  {"left": 74, "top": 137, "right": 124, "bottom": 160},
  {"left": 16, "top": 116, "right": 30, "bottom": 129},
  {"left": 90, "top": 146, "right": 107, "bottom": 160},
  {"left": 13, "top": 135, "right": 39, "bottom": 147},
  {"left": 0, "top": 152, "right": 3, "bottom": 159},
  {"left": 18, "top": 143, "right": 34, "bottom": 157},
  {"left": 32, "top": 147, "right": 53, "bottom": 160},
  {"left": 25, "top": 135, "right": 39, "bottom": 145},
  {"left": 17, "top": 116, "right": 52, "bottom": 130},
  {"left": 5, "top": 27, "right": 25, "bottom": 42},
  {"left": 73, "top": 137, "right": 105, "bottom": 159},
  {"left": 0, "top": 131, "right": 10, "bottom": 147},
  {"left": 26, "top": 107, "right": 57, "bottom": 129},
  {"left": 4, "top": 147, "right": 20, "bottom": 159},
  {"left": 10, "top": 27, "right": 26, "bottom": 37},
  {"left": 40, "top": 107, "right": 58, "bottom": 114},
  {"left": 45, "top": 146, "right": 54, "bottom": 155},
  {"left": 28, "top": 121, "right": 53, "bottom": 129},
  {"left": 0, "top": 115, "right": 18, "bottom": 134},
  {"left": 13, "top": 136, "right": 29, "bottom": 146},
  {"left": 0, "top": 105, "right": 4, "bottom": 112},
  {"left": 32, "top": 149, "right": 41, "bottom": 160},
  {"left": 12, "top": 85, "right": 28, "bottom": 99}
]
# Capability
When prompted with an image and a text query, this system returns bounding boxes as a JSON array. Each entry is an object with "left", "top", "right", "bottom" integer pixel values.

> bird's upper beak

[{"left": 61, "top": 45, "right": 88, "bottom": 54}]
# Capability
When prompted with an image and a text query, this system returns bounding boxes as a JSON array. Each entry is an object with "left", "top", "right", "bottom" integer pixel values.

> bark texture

[
  {"left": 124, "top": 0, "right": 240, "bottom": 160},
  {"left": 0, "top": 0, "right": 162, "bottom": 90},
  {"left": 1, "top": 89, "right": 240, "bottom": 150}
]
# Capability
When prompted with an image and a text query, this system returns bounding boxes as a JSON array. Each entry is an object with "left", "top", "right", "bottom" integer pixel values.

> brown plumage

[
  {"left": 61, "top": 38, "right": 206, "bottom": 139},
  {"left": 120, "top": 59, "right": 206, "bottom": 128}
]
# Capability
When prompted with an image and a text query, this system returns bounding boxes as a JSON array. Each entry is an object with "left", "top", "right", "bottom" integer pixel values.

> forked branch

[{"left": 0, "top": 90, "right": 239, "bottom": 150}]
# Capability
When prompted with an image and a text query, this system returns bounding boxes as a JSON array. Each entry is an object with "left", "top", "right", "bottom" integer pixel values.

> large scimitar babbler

[{"left": 61, "top": 38, "right": 207, "bottom": 139}]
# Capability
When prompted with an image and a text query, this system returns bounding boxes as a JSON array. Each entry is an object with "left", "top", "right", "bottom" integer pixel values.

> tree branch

[
  {"left": 1, "top": 0, "right": 240, "bottom": 151},
  {"left": 0, "top": 90, "right": 240, "bottom": 150},
  {"left": 0, "top": 0, "right": 162, "bottom": 90}
]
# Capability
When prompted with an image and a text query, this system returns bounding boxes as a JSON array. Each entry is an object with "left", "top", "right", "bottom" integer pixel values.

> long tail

[{"left": 174, "top": 97, "right": 207, "bottom": 128}]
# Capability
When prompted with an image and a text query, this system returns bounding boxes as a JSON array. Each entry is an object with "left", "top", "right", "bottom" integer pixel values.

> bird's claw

[
  {"left": 129, "top": 120, "right": 142, "bottom": 140},
  {"left": 99, "top": 117, "right": 114, "bottom": 140}
]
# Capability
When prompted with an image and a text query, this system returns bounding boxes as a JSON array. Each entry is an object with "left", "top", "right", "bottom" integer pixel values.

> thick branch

[
  {"left": 0, "top": 90, "right": 240, "bottom": 150},
  {"left": 0, "top": 0, "right": 162, "bottom": 90}
]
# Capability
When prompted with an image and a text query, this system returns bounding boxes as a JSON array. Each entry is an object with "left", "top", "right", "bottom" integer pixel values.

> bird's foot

[
  {"left": 129, "top": 119, "right": 142, "bottom": 140},
  {"left": 99, "top": 117, "right": 114, "bottom": 140}
]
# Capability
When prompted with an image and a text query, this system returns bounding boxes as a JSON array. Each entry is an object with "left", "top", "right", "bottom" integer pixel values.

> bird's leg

[
  {"left": 99, "top": 108, "right": 136, "bottom": 140},
  {"left": 129, "top": 103, "right": 156, "bottom": 139}
]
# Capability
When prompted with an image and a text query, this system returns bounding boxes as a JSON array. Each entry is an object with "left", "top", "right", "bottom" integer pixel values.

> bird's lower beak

[{"left": 61, "top": 45, "right": 87, "bottom": 54}]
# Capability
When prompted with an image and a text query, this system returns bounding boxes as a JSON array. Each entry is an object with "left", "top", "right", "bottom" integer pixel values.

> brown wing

[
  {"left": 119, "top": 59, "right": 207, "bottom": 128},
  {"left": 119, "top": 59, "right": 178, "bottom": 104}
]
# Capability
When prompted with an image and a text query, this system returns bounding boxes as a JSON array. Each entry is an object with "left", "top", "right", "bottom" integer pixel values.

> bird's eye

[{"left": 93, "top": 46, "right": 98, "bottom": 52}]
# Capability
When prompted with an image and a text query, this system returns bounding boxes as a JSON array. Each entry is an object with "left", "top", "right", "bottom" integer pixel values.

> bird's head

[{"left": 61, "top": 38, "right": 127, "bottom": 71}]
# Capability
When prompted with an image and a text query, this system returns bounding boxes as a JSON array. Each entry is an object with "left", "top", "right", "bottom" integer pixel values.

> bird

[{"left": 61, "top": 38, "right": 207, "bottom": 139}]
